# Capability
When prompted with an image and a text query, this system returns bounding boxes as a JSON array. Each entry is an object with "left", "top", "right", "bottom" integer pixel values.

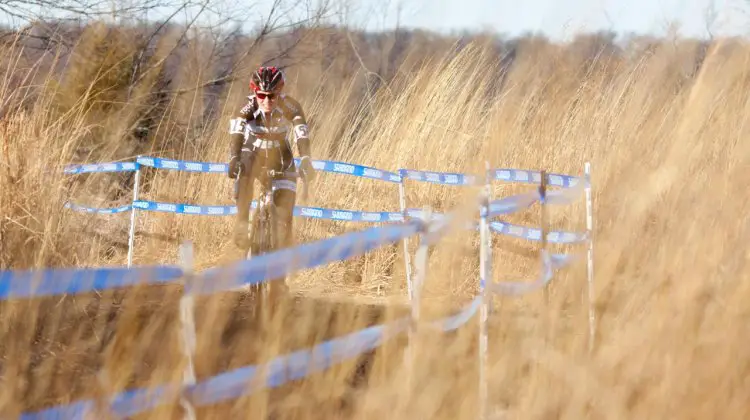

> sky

[
  {"left": 352, "top": 0, "right": 750, "bottom": 40},
  {"left": 1, "top": 0, "right": 748, "bottom": 41}
]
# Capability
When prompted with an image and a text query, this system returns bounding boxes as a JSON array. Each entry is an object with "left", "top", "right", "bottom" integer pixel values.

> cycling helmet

[{"left": 250, "top": 66, "right": 285, "bottom": 94}]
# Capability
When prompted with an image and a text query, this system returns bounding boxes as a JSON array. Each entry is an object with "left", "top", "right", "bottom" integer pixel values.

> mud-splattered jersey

[{"left": 229, "top": 94, "right": 309, "bottom": 155}]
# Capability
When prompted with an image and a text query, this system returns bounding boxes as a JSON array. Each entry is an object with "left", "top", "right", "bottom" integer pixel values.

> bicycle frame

[
  {"left": 231, "top": 138, "right": 310, "bottom": 325},
  {"left": 249, "top": 168, "right": 307, "bottom": 322},
  {"left": 236, "top": 165, "right": 306, "bottom": 250}
]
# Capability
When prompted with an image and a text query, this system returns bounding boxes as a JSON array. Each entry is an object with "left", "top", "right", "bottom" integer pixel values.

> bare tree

[
  {"left": 0, "top": 0, "right": 346, "bottom": 159},
  {"left": 139, "top": 0, "right": 339, "bottom": 95},
  {"left": 2, "top": 0, "right": 343, "bottom": 101},
  {"left": 0, "top": 0, "right": 190, "bottom": 25}
]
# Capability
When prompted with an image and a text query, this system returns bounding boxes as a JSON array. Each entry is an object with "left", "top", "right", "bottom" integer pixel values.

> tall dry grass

[{"left": 0, "top": 26, "right": 748, "bottom": 420}]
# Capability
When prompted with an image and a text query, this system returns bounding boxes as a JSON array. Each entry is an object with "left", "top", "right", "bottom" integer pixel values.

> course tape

[
  {"left": 421, "top": 210, "right": 458, "bottom": 245},
  {"left": 65, "top": 200, "right": 411, "bottom": 224},
  {"left": 0, "top": 265, "right": 184, "bottom": 300},
  {"left": 407, "top": 210, "right": 587, "bottom": 244},
  {"left": 127, "top": 190, "right": 545, "bottom": 224},
  {"left": 189, "top": 221, "right": 424, "bottom": 296},
  {"left": 20, "top": 245, "right": 564, "bottom": 419},
  {"left": 303, "top": 158, "right": 402, "bottom": 183},
  {"left": 132, "top": 200, "right": 238, "bottom": 216},
  {"left": 23, "top": 288, "right": 493, "bottom": 420},
  {"left": 493, "top": 169, "right": 580, "bottom": 188},
  {"left": 405, "top": 192, "right": 541, "bottom": 221},
  {"left": 417, "top": 193, "right": 491, "bottom": 245},
  {"left": 21, "top": 158, "right": 588, "bottom": 417},
  {"left": 398, "top": 168, "right": 582, "bottom": 188},
  {"left": 132, "top": 156, "right": 403, "bottom": 183},
  {"left": 13, "top": 196, "right": 577, "bottom": 417},
  {"left": 429, "top": 296, "right": 482, "bottom": 332},
  {"left": 399, "top": 168, "right": 477, "bottom": 186},
  {"left": 189, "top": 281, "right": 483, "bottom": 408},
  {"left": 70, "top": 198, "right": 505, "bottom": 224},
  {"left": 0, "top": 219, "right": 428, "bottom": 301},
  {"left": 64, "top": 157, "right": 583, "bottom": 188},
  {"left": 294, "top": 206, "right": 404, "bottom": 223},
  {"left": 484, "top": 191, "right": 540, "bottom": 217},
  {"left": 18, "top": 318, "right": 408, "bottom": 419},
  {"left": 11, "top": 198, "right": 535, "bottom": 301},
  {"left": 136, "top": 156, "right": 227, "bottom": 173},
  {"left": 544, "top": 182, "right": 585, "bottom": 205},
  {"left": 63, "top": 199, "right": 587, "bottom": 245},
  {"left": 64, "top": 203, "right": 132, "bottom": 214},
  {"left": 20, "top": 278, "right": 492, "bottom": 418},
  {"left": 63, "top": 162, "right": 138, "bottom": 174},
  {"left": 186, "top": 317, "right": 410, "bottom": 406},
  {"left": 490, "top": 221, "right": 587, "bottom": 244},
  {"left": 128, "top": 200, "right": 406, "bottom": 222},
  {"left": 485, "top": 252, "right": 576, "bottom": 296}
]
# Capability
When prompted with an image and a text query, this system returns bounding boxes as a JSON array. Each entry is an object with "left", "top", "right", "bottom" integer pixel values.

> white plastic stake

[
  {"left": 399, "top": 175, "right": 414, "bottom": 304},
  {"left": 540, "top": 170, "right": 549, "bottom": 306},
  {"left": 399, "top": 172, "right": 417, "bottom": 395},
  {"left": 178, "top": 241, "right": 197, "bottom": 420},
  {"left": 126, "top": 161, "right": 141, "bottom": 267},
  {"left": 478, "top": 163, "right": 492, "bottom": 420},
  {"left": 584, "top": 162, "right": 595, "bottom": 353},
  {"left": 413, "top": 207, "right": 430, "bottom": 326},
  {"left": 408, "top": 206, "right": 431, "bottom": 395}
]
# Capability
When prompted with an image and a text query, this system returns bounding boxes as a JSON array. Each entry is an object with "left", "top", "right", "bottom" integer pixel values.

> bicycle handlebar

[
  {"left": 235, "top": 166, "right": 310, "bottom": 201},
  {"left": 267, "top": 169, "right": 301, "bottom": 178}
]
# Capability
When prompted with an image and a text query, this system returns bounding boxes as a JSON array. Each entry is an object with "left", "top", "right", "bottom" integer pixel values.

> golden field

[{"left": 0, "top": 23, "right": 749, "bottom": 419}]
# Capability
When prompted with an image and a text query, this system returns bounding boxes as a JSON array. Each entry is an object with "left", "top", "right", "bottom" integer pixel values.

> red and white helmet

[{"left": 249, "top": 66, "right": 285, "bottom": 94}]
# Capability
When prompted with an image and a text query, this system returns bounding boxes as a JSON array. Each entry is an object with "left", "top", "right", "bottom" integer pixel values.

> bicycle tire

[
  {"left": 250, "top": 197, "right": 285, "bottom": 323},
  {"left": 251, "top": 200, "right": 277, "bottom": 256},
  {"left": 245, "top": 198, "right": 266, "bottom": 313}
]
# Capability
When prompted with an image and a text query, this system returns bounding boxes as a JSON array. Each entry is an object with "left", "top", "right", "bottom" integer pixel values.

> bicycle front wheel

[{"left": 250, "top": 203, "right": 276, "bottom": 256}]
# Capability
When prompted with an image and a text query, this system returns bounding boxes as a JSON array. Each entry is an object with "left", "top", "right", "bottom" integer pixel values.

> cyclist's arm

[
  {"left": 228, "top": 97, "right": 256, "bottom": 158},
  {"left": 281, "top": 96, "right": 312, "bottom": 159}
]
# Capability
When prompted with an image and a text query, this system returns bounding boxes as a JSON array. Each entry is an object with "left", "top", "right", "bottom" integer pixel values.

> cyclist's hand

[
  {"left": 298, "top": 156, "right": 316, "bottom": 183},
  {"left": 228, "top": 156, "right": 243, "bottom": 179}
]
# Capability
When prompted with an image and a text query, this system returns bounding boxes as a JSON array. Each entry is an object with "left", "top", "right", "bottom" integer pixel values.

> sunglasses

[{"left": 256, "top": 92, "right": 276, "bottom": 100}]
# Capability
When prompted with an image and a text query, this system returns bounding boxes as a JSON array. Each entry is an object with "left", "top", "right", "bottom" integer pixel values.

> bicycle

[
  {"left": 234, "top": 165, "right": 309, "bottom": 320},
  {"left": 247, "top": 168, "right": 309, "bottom": 260}
]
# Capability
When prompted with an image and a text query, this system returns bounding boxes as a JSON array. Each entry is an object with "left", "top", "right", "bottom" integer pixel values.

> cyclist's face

[{"left": 257, "top": 91, "right": 276, "bottom": 112}]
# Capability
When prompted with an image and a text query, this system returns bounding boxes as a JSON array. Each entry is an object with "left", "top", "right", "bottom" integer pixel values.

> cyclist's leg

[
  {"left": 272, "top": 179, "right": 297, "bottom": 251},
  {"left": 233, "top": 148, "right": 256, "bottom": 249},
  {"left": 264, "top": 178, "right": 296, "bottom": 302},
  {"left": 273, "top": 148, "right": 299, "bottom": 251}
]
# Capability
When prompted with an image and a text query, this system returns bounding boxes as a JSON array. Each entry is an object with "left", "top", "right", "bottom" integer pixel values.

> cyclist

[{"left": 227, "top": 66, "right": 316, "bottom": 254}]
